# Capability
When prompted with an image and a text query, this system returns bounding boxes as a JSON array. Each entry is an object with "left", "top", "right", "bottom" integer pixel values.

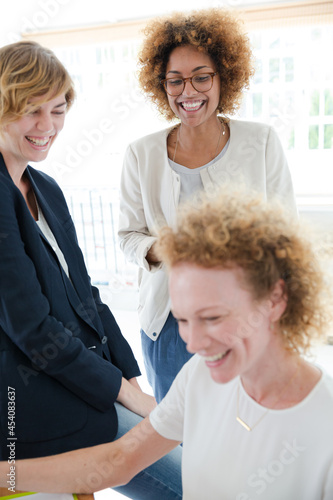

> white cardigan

[{"left": 118, "top": 119, "right": 297, "bottom": 340}]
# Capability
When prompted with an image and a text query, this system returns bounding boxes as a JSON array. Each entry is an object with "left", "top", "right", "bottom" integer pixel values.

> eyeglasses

[{"left": 161, "top": 72, "right": 217, "bottom": 96}]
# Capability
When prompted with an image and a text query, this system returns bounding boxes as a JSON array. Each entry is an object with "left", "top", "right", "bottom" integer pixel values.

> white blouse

[{"left": 36, "top": 202, "right": 70, "bottom": 278}]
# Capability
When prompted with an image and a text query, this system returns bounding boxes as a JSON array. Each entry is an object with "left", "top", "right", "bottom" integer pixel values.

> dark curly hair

[{"left": 138, "top": 8, "right": 254, "bottom": 121}]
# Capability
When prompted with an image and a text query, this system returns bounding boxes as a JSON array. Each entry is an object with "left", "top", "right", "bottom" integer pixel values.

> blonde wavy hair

[
  {"left": 138, "top": 8, "right": 254, "bottom": 121},
  {"left": 0, "top": 40, "right": 75, "bottom": 129},
  {"left": 156, "top": 189, "right": 331, "bottom": 354}
]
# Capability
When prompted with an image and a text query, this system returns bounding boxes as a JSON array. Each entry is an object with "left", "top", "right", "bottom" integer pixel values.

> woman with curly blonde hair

[
  {"left": 4, "top": 190, "right": 332, "bottom": 499},
  {"left": 118, "top": 7, "right": 297, "bottom": 403}
]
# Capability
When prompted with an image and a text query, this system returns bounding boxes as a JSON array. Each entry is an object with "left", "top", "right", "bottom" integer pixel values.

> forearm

[
  {"left": 0, "top": 419, "right": 179, "bottom": 494},
  {"left": 117, "top": 377, "right": 156, "bottom": 417},
  {"left": 0, "top": 442, "right": 129, "bottom": 494},
  {"left": 128, "top": 377, "right": 142, "bottom": 391}
]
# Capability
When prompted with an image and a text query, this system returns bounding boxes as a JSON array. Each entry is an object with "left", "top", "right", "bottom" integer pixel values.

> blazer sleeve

[
  {"left": 0, "top": 180, "right": 122, "bottom": 413},
  {"left": 91, "top": 284, "right": 141, "bottom": 380}
]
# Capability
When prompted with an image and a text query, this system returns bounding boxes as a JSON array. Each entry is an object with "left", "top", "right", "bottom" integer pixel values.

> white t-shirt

[{"left": 150, "top": 354, "right": 333, "bottom": 500}]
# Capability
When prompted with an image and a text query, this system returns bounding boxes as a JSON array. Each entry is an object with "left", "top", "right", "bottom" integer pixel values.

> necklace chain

[
  {"left": 172, "top": 118, "right": 225, "bottom": 164},
  {"left": 236, "top": 363, "right": 300, "bottom": 432}
]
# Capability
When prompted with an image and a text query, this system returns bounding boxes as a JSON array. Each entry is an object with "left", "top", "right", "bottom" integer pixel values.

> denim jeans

[
  {"left": 141, "top": 311, "right": 193, "bottom": 403},
  {"left": 112, "top": 402, "right": 182, "bottom": 499}
]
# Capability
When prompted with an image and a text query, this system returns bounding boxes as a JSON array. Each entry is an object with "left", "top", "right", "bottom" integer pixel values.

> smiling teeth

[
  {"left": 181, "top": 101, "right": 203, "bottom": 111},
  {"left": 205, "top": 351, "right": 229, "bottom": 362},
  {"left": 26, "top": 136, "right": 50, "bottom": 146}
]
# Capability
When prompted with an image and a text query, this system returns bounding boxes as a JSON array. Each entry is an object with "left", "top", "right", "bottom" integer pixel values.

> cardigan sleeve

[
  {"left": 323, "top": 460, "right": 333, "bottom": 500},
  {"left": 264, "top": 125, "right": 298, "bottom": 216},
  {"left": 118, "top": 144, "right": 161, "bottom": 272}
]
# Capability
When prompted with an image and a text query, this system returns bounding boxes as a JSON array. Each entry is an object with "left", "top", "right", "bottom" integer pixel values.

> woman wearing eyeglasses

[{"left": 118, "top": 8, "right": 297, "bottom": 403}]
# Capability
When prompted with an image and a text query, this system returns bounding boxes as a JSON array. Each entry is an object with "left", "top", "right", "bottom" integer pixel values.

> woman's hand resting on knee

[{"left": 117, "top": 377, "right": 157, "bottom": 417}]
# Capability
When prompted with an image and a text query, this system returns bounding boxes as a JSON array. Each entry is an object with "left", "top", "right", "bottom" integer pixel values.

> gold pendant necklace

[
  {"left": 172, "top": 119, "right": 225, "bottom": 164},
  {"left": 236, "top": 363, "right": 300, "bottom": 432},
  {"left": 236, "top": 384, "right": 270, "bottom": 431}
]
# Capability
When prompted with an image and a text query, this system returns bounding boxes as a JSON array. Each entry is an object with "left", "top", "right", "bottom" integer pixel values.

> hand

[
  {"left": 128, "top": 377, "right": 143, "bottom": 391},
  {"left": 117, "top": 377, "right": 157, "bottom": 418},
  {"left": 146, "top": 243, "right": 160, "bottom": 265}
]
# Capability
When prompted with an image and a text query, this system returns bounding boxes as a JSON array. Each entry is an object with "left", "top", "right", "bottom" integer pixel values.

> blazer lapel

[{"left": 25, "top": 168, "right": 100, "bottom": 333}]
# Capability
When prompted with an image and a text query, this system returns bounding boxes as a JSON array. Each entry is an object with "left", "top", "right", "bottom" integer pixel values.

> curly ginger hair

[{"left": 156, "top": 189, "right": 331, "bottom": 355}]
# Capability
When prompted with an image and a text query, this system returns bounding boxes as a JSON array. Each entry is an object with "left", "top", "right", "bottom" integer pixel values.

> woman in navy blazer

[{"left": 0, "top": 41, "right": 181, "bottom": 498}]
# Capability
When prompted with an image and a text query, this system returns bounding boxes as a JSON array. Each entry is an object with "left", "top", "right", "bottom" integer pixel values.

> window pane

[
  {"left": 288, "top": 129, "right": 295, "bottom": 150},
  {"left": 325, "top": 90, "right": 333, "bottom": 116},
  {"left": 310, "top": 90, "right": 320, "bottom": 116},
  {"left": 285, "top": 91, "right": 295, "bottom": 115},
  {"left": 324, "top": 125, "right": 333, "bottom": 149},
  {"left": 269, "top": 36, "right": 280, "bottom": 49},
  {"left": 252, "top": 93, "right": 262, "bottom": 117},
  {"left": 311, "top": 27, "right": 322, "bottom": 42},
  {"left": 269, "top": 58, "right": 280, "bottom": 83},
  {"left": 269, "top": 93, "right": 279, "bottom": 117},
  {"left": 309, "top": 125, "right": 319, "bottom": 149},
  {"left": 122, "top": 45, "right": 130, "bottom": 61},
  {"left": 254, "top": 59, "right": 263, "bottom": 84},
  {"left": 73, "top": 75, "right": 83, "bottom": 94},
  {"left": 252, "top": 33, "right": 262, "bottom": 50},
  {"left": 284, "top": 57, "right": 294, "bottom": 82}
]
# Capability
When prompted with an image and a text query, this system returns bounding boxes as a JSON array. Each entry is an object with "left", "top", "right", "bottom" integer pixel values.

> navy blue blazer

[{"left": 0, "top": 153, "right": 140, "bottom": 459}]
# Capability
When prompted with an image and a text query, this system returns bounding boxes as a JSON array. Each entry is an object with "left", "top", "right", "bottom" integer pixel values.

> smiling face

[
  {"left": 170, "top": 263, "right": 286, "bottom": 385},
  {"left": 165, "top": 45, "right": 220, "bottom": 128},
  {"left": 0, "top": 93, "right": 67, "bottom": 170}
]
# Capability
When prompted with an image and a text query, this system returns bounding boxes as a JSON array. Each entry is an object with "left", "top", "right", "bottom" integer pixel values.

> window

[{"left": 240, "top": 24, "right": 333, "bottom": 202}]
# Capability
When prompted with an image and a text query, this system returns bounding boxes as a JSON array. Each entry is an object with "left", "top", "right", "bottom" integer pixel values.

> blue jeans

[
  {"left": 141, "top": 311, "right": 193, "bottom": 403},
  {"left": 112, "top": 402, "right": 182, "bottom": 499}
]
